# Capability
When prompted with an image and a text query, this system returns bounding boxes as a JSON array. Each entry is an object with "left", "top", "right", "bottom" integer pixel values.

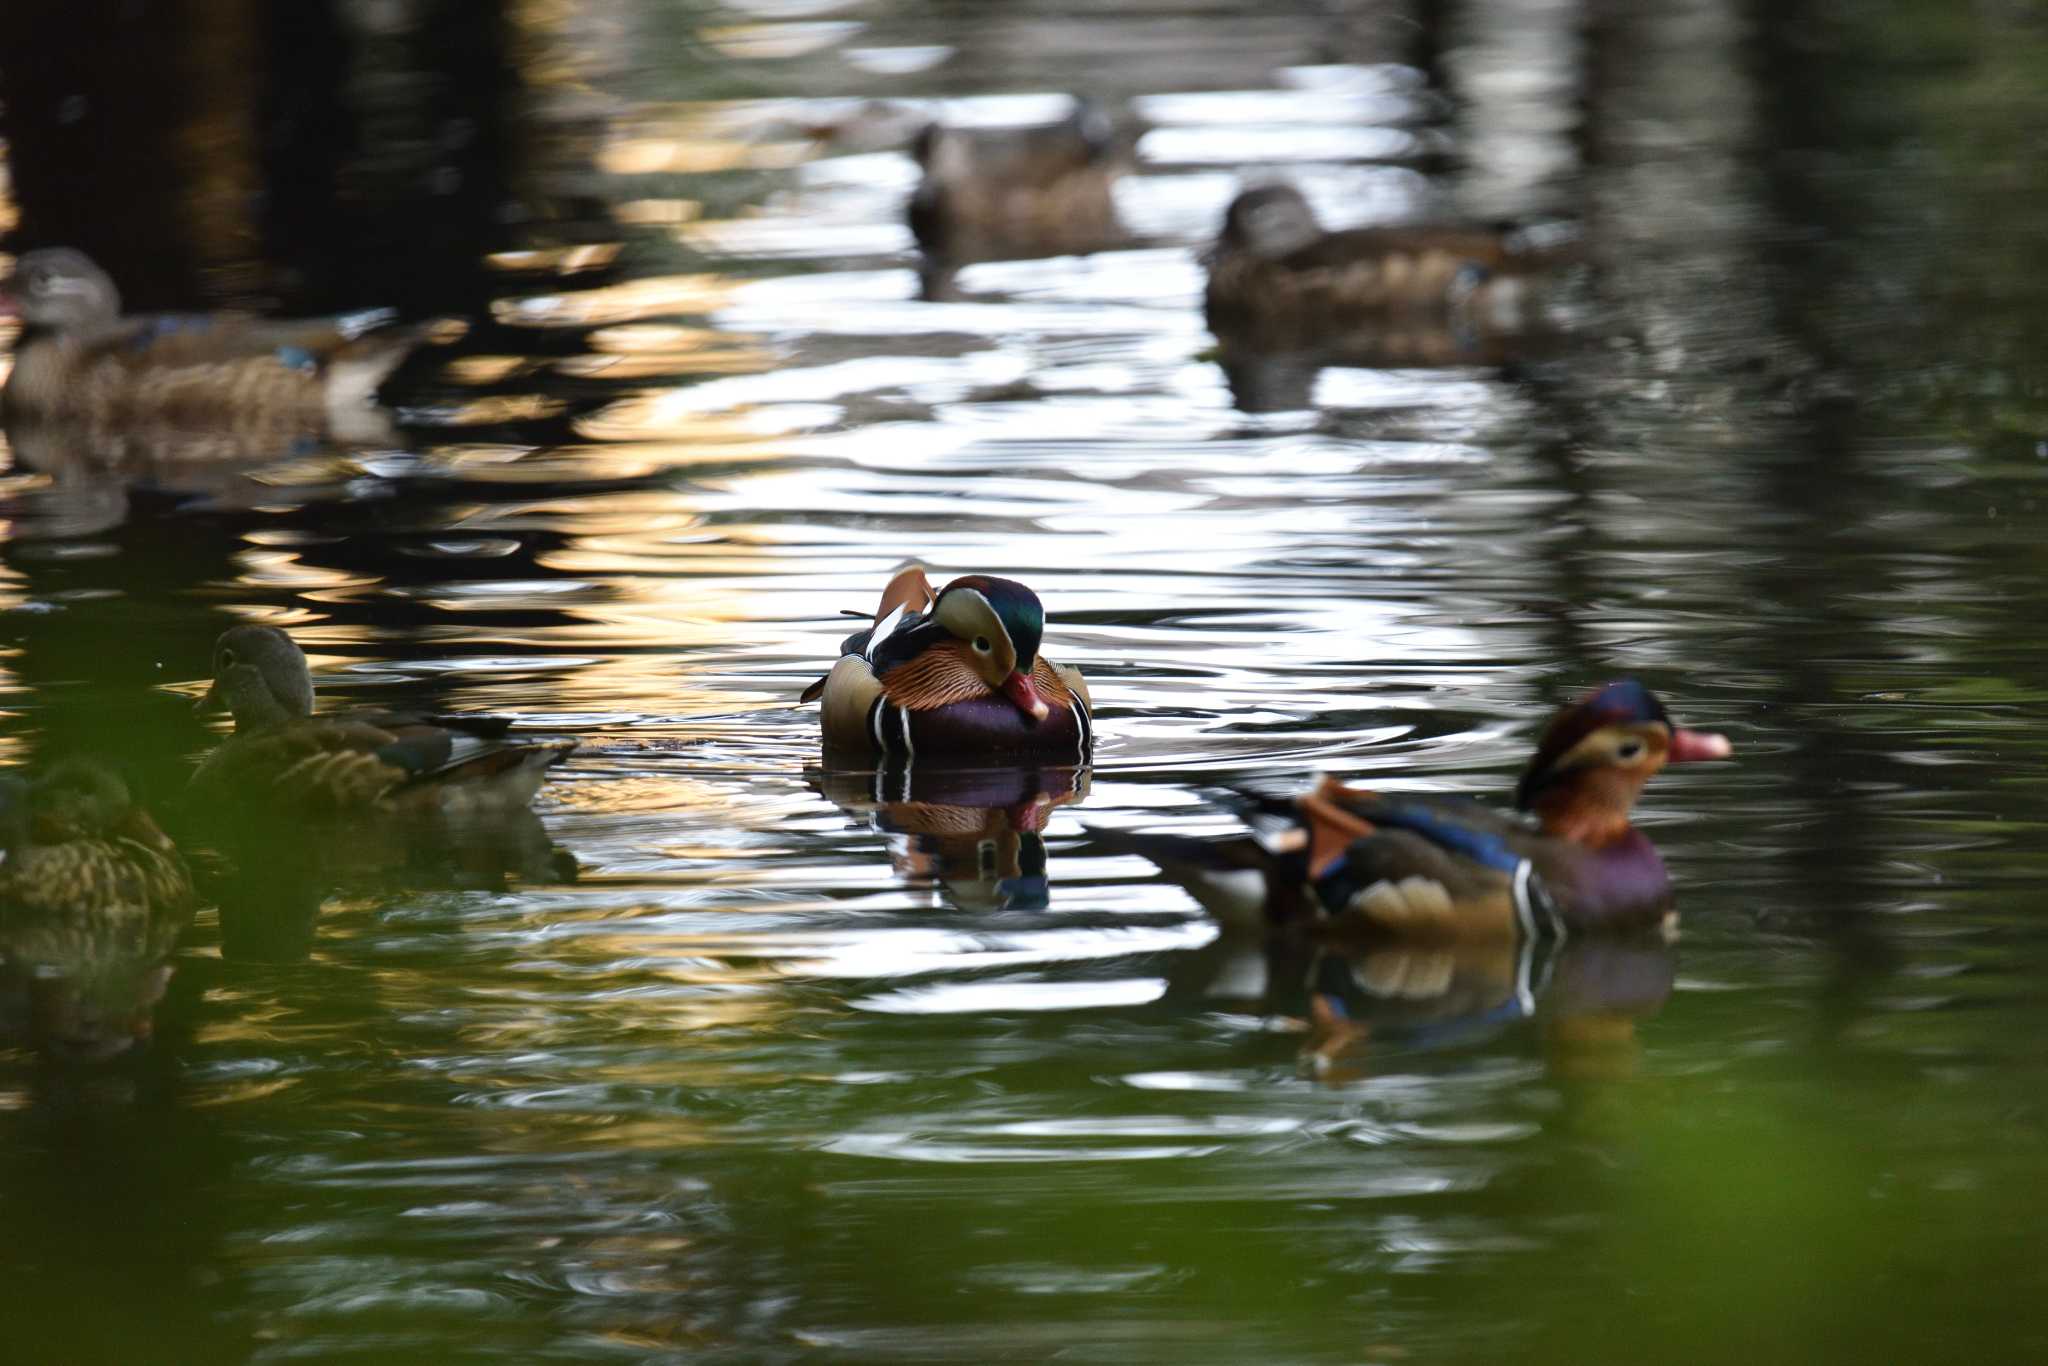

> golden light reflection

[
  {"left": 697, "top": 21, "right": 862, "bottom": 62},
  {"left": 491, "top": 274, "right": 738, "bottom": 328},
  {"left": 613, "top": 199, "right": 702, "bottom": 227},
  {"left": 485, "top": 243, "right": 623, "bottom": 274}
]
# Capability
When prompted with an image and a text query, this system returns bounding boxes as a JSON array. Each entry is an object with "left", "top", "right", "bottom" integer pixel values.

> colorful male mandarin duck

[
  {"left": 802, "top": 564, "right": 1092, "bottom": 762},
  {"left": 1204, "top": 184, "right": 1562, "bottom": 339},
  {"left": 189, "top": 625, "right": 575, "bottom": 817},
  {"left": 1103, "top": 681, "right": 1730, "bottom": 940},
  {"left": 0, "top": 247, "right": 424, "bottom": 447},
  {"left": 907, "top": 101, "right": 1125, "bottom": 264}
]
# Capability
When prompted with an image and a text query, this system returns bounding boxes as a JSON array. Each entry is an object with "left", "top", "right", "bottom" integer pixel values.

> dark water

[{"left": 3, "top": 2, "right": 2048, "bottom": 1361}]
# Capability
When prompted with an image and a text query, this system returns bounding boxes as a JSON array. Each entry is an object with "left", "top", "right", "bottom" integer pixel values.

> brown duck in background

[
  {"left": 1204, "top": 184, "right": 1570, "bottom": 347},
  {"left": 0, "top": 247, "right": 428, "bottom": 453},
  {"left": 907, "top": 101, "right": 1126, "bottom": 291},
  {"left": 0, "top": 761, "right": 197, "bottom": 1059},
  {"left": 189, "top": 625, "right": 575, "bottom": 819}
]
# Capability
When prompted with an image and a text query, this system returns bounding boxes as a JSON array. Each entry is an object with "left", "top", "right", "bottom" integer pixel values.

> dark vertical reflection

[{"left": 1, "top": 0, "right": 520, "bottom": 314}]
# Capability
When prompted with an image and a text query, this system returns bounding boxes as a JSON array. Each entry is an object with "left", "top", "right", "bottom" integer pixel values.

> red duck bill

[
  {"left": 1669, "top": 728, "right": 1733, "bottom": 762},
  {"left": 1000, "top": 670, "right": 1050, "bottom": 723}
]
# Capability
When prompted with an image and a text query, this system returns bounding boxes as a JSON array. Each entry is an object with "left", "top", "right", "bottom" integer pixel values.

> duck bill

[
  {"left": 1668, "top": 728, "right": 1732, "bottom": 762},
  {"left": 999, "top": 670, "right": 1050, "bottom": 724}
]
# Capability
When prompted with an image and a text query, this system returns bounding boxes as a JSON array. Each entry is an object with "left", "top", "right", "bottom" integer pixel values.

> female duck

[
  {"left": 1204, "top": 184, "right": 1560, "bottom": 338},
  {"left": 0, "top": 760, "right": 195, "bottom": 929},
  {"left": 1102, "top": 681, "right": 1729, "bottom": 939},
  {"left": 802, "top": 564, "right": 1091, "bottom": 762},
  {"left": 0, "top": 247, "right": 422, "bottom": 445},
  {"left": 0, "top": 761, "right": 197, "bottom": 1057},
  {"left": 190, "top": 625, "right": 574, "bottom": 817},
  {"left": 907, "top": 101, "right": 1123, "bottom": 263}
]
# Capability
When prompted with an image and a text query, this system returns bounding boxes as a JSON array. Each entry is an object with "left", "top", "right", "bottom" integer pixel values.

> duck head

[
  {"left": 199, "top": 625, "right": 316, "bottom": 730},
  {"left": 1515, "top": 681, "right": 1731, "bottom": 845},
  {"left": 28, "top": 760, "right": 135, "bottom": 843},
  {"left": 1219, "top": 185, "right": 1323, "bottom": 260},
  {"left": 932, "top": 575, "right": 1051, "bottom": 723},
  {"left": 0, "top": 248, "right": 122, "bottom": 332}
]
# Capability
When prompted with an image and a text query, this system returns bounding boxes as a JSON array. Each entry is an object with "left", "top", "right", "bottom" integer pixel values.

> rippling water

[{"left": 4, "top": 1, "right": 2048, "bottom": 1361}]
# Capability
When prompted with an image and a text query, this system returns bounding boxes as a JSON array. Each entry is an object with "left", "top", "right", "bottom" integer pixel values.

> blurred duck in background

[
  {"left": 1099, "top": 681, "right": 1731, "bottom": 942},
  {"left": 0, "top": 247, "right": 428, "bottom": 453},
  {"left": 907, "top": 99, "right": 1128, "bottom": 297},
  {"left": 1202, "top": 184, "right": 1576, "bottom": 408}
]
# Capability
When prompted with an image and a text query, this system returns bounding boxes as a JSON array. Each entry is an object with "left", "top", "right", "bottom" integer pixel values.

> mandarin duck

[
  {"left": 907, "top": 100, "right": 1125, "bottom": 281},
  {"left": 0, "top": 761, "right": 198, "bottom": 1058},
  {"left": 188, "top": 625, "right": 575, "bottom": 818},
  {"left": 802, "top": 563, "right": 1092, "bottom": 762},
  {"left": 1101, "top": 681, "right": 1730, "bottom": 941},
  {"left": 0, "top": 247, "right": 425, "bottom": 448},
  {"left": 1204, "top": 184, "right": 1565, "bottom": 343}
]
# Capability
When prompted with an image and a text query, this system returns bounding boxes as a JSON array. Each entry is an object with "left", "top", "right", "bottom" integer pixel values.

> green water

[{"left": 2, "top": 1, "right": 2048, "bottom": 1361}]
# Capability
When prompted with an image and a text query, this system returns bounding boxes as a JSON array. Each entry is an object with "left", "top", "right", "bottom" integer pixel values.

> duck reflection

[
  {"left": 907, "top": 101, "right": 1130, "bottom": 302},
  {"left": 808, "top": 763, "right": 1089, "bottom": 911},
  {"left": 1167, "top": 931, "right": 1673, "bottom": 1081},
  {"left": 0, "top": 761, "right": 197, "bottom": 1060},
  {"left": 199, "top": 804, "right": 578, "bottom": 963}
]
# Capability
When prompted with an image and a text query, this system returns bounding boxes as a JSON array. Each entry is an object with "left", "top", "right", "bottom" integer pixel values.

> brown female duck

[
  {"left": 907, "top": 101, "right": 1124, "bottom": 264},
  {"left": 190, "top": 625, "right": 575, "bottom": 817},
  {"left": 1204, "top": 184, "right": 1562, "bottom": 341},
  {"left": 0, "top": 247, "right": 423, "bottom": 447},
  {"left": 802, "top": 563, "right": 1092, "bottom": 762}
]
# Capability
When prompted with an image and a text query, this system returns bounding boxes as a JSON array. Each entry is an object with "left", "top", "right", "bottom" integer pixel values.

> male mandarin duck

[
  {"left": 0, "top": 247, "right": 425, "bottom": 446},
  {"left": 1102, "top": 681, "right": 1730, "bottom": 940},
  {"left": 0, "top": 761, "right": 198, "bottom": 1059},
  {"left": 907, "top": 101, "right": 1125, "bottom": 266},
  {"left": 189, "top": 625, "right": 575, "bottom": 817},
  {"left": 1204, "top": 184, "right": 1564, "bottom": 340},
  {"left": 802, "top": 563, "right": 1092, "bottom": 762}
]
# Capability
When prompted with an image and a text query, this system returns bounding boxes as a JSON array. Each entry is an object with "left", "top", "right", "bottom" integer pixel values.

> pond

[{"left": 2, "top": 1, "right": 2048, "bottom": 1362}]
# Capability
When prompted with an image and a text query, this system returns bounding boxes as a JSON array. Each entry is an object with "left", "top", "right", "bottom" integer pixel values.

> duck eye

[
  {"left": 219, "top": 647, "right": 236, "bottom": 669},
  {"left": 1616, "top": 739, "right": 1645, "bottom": 761},
  {"left": 26, "top": 272, "right": 48, "bottom": 295},
  {"left": 973, "top": 636, "right": 991, "bottom": 653}
]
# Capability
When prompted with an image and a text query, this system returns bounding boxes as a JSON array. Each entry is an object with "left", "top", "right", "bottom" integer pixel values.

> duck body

[
  {"left": 1204, "top": 185, "right": 1559, "bottom": 344},
  {"left": 0, "top": 248, "right": 422, "bottom": 451},
  {"left": 0, "top": 761, "right": 197, "bottom": 1058},
  {"left": 907, "top": 102, "right": 1124, "bottom": 265},
  {"left": 1103, "top": 681, "right": 1729, "bottom": 941},
  {"left": 803, "top": 564, "right": 1092, "bottom": 763},
  {"left": 189, "top": 625, "right": 574, "bottom": 819},
  {"left": 0, "top": 761, "right": 196, "bottom": 934}
]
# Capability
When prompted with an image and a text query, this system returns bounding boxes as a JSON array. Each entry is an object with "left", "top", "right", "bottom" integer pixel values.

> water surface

[{"left": 3, "top": 2, "right": 2048, "bottom": 1362}]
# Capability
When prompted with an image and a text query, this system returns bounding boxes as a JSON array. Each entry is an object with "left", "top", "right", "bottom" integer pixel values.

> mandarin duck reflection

[
  {"left": 0, "top": 247, "right": 426, "bottom": 448},
  {"left": 1103, "top": 682, "right": 1730, "bottom": 941},
  {"left": 0, "top": 761, "right": 197, "bottom": 1059},
  {"left": 802, "top": 564, "right": 1092, "bottom": 763},
  {"left": 189, "top": 625, "right": 575, "bottom": 818},
  {"left": 810, "top": 764, "right": 1088, "bottom": 911}
]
